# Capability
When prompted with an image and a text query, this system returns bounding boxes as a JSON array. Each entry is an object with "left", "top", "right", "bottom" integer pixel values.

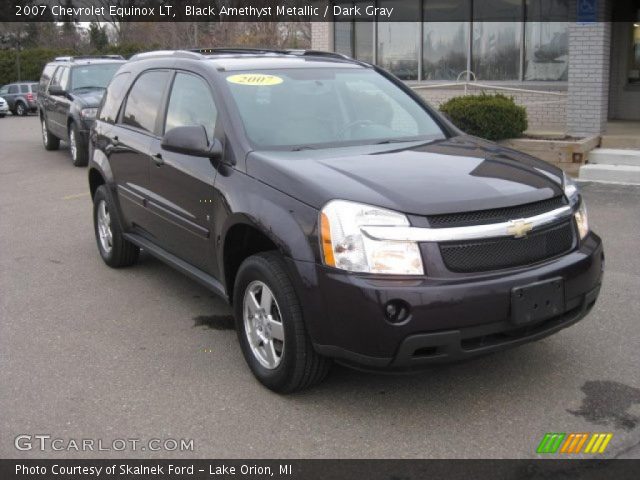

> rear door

[
  {"left": 147, "top": 71, "right": 219, "bottom": 272},
  {"left": 109, "top": 69, "right": 171, "bottom": 236}
]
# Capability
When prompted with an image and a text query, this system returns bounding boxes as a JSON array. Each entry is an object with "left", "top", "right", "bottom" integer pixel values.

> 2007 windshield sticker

[{"left": 226, "top": 74, "right": 283, "bottom": 86}]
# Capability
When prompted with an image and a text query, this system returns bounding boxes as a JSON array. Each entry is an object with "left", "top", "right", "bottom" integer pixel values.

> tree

[{"left": 89, "top": 22, "right": 109, "bottom": 52}]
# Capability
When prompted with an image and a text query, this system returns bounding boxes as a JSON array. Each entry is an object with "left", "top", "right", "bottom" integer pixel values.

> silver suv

[{"left": 0, "top": 82, "right": 39, "bottom": 116}]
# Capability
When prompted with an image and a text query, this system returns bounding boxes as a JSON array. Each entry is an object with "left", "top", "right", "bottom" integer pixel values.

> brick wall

[
  {"left": 311, "top": 22, "right": 332, "bottom": 51},
  {"left": 411, "top": 85, "right": 568, "bottom": 133},
  {"left": 566, "top": 1, "right": 612, "bottom": 135}
]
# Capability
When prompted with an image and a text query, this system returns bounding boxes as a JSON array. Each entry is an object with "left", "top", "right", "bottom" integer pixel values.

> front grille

[
  {"left": 428, "top": 196, "right": 567, "bottom": 228},
  {"left": 440, "top": 220, "right": 575, "bottom": 273}
]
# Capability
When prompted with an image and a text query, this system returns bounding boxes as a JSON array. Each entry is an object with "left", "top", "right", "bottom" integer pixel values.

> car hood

[
  {"left": 70, "top": 89, "right": 105, "bottom": 107},
  {"left": 246, "top": 136, "right": 564, "bottom": 215}
]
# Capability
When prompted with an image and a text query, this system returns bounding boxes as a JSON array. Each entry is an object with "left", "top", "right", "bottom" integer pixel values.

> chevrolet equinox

[{"left": 88, "top": 49, "right": 603, "bottom": 392}]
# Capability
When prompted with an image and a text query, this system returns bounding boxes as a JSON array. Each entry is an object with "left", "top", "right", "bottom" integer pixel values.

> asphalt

[{"left": 1, "top": 116, "right": 639, "bottom": 459}]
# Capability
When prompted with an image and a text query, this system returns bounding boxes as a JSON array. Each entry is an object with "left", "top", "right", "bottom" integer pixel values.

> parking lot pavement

[{"left": 1, "top": 115, "right": 639, "bottom": 459}]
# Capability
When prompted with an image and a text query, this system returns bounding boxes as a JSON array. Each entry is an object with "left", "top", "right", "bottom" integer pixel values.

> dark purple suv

[{"left": 88, "top": 48, "right": 603, "bottom": 393}]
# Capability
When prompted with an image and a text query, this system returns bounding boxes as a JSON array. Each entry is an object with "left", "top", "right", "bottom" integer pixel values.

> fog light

[{"left": 384, "top": 300, "right": 411, "bottom": 323}]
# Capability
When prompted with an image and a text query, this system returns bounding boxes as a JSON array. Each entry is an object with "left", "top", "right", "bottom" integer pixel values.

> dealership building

[{"left": 311, "top": 1, "right": 640, "bottom": 142}]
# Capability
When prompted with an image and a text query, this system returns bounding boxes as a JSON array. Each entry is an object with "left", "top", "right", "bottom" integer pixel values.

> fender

[{"left": 89, "top": 147, "right": 115, "bottom": 186}]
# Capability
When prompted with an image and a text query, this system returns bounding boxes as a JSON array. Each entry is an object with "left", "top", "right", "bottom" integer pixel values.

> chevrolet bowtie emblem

[{"left": 507, "top": 219, "right": 533, "bottom": 238}]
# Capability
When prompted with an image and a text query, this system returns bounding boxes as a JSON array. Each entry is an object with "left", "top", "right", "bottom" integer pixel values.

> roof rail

[
  {"left": 189, "top": 47, "right": 289, "bottom": 56},
  {"left": 129, "top": 50, "right": 204, "bottom": 61},
  {"left": 54, "top": 55, "right": 125, "bottom": 62}
]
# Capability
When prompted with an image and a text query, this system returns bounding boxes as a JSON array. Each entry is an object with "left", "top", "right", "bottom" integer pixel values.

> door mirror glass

[{"left": 161, "top": 125, "right": 222, "bottom": 159}]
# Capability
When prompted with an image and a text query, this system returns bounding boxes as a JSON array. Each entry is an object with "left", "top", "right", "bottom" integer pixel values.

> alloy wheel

[
  {"left": 69, "top": 129, "right": 77, "bottom": 161},
  {"left": 243, "top": 280, "right": 285, "bottom": 369},
  {"left": 41, "top": 119, "right": 48, "bottom": 145},
  {"left": 96, "top": 199, "right": 113, "bottom": 254}
]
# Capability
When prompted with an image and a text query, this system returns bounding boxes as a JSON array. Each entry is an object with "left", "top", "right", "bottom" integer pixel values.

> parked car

[
  {"left": 37, "top": 55, "right": 125, "bottom": 166},
  {"left": 0, "top": 96, "right": 8, "bottom": 117},
  {"left": 0, "top": 82, "right": 39, "bottom": 116},
  {"left": 88, "top": 49, "right": 603, "bottom": 393}
]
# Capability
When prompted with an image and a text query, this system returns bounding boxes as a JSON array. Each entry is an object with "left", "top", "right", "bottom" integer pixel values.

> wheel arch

[{"left": 221, "top": 217, "right": 284, "bottom": 303}]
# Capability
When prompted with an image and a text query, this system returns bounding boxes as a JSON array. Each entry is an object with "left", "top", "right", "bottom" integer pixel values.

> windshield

[
  {"left": 71, "top": 64, "right": 122, "bottom": 91},
  {"left": 223, "top": 68, "right": 446, "bottom": 149}
]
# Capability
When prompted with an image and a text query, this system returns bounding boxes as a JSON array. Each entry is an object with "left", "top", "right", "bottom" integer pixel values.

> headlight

[
  {"left": 320, "top": 200, "right": 424, "bottom": 275},
  {"left": 574, "top": 200, "right": 589, "bottom": 240},
  {"left": 80, "top": 107, "right": 98, "bottom": 120},
  {"left": 563, "top": 172, "right": 589, "bottom": 239}
]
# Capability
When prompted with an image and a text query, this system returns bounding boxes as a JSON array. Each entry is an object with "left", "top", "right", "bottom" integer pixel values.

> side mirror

[
  {"left": 161, "top": 125, "right": 222, "bottom": 159},
  {"left": 48, "top": 85, "right": 66, "bottom": 96}
]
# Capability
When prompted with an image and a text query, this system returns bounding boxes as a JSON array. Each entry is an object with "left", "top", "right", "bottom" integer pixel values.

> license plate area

[{"left": 511, "top": 277, "right": 565, "bottom": 326}]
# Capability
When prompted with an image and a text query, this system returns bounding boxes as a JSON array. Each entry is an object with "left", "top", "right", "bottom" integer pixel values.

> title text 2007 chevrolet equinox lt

[{"left": 88, "top": 49, "right": 603, "bottom": 392}]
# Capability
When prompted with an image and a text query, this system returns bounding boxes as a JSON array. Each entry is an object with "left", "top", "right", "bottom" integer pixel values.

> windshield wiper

[
  {"left": 72, "top": 86, "right": 105, "bottom": 91},
  {"left": 376, "top": 138, "right": 438, "bottom": 146},
  {"left": 290, "top": 145, "right": 317, "bottom": 151}
]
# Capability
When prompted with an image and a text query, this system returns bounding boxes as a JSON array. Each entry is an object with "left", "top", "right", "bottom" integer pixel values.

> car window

[
  {"left": 164, "top": 72, "right": 217, "bottom": 143},
  {"left": 20, "top": 85, "right": 29, "bottom": 93},
  {"left": 224, "top": 68, "right": 445, "bottom": 149},
  {"left": 0, "top": 86, "right": 8, "bottom": 95},
  {"left": 50, "top": 67, "right": 64, "bottom": 88},
  {"left": 40, "top": 64, "right": 56, "bottom": 91},
  {"left": 70, "top": 63, "right": 122, "bottom": 91},
  {"left": 99, "top": 72, "right": 131, "bottom": 123},
  {"left": 8, "top": 85, "right": 18, "bottom": 94},
  {"left": 59, "top": 68, "right": 70, "bottom": 90},
  {"left": 29, "top": 83, "right": 38, "bottom": 93},
  {"left": 122, "top": 70, "right": 170, "bottom": 134}
]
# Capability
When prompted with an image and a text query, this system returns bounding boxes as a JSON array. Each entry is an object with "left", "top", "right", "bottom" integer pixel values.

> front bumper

[{"left": 287, "top": 232, "right": 603, "bottom": 371}]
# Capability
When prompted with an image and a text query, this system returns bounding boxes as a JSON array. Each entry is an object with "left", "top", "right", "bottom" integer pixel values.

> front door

[{"left": 147, "top": 71, "right": 219, "bottom": 272}]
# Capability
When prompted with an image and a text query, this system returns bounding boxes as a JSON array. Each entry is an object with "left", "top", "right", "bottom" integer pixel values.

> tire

[
  {"left": 15, "top": 101, "right": 27, "bottom": 116},
  {"left": 93, "top": 185, "right": 139, "bottom": 268},
  {"left": 69, "top": 122, "right": 88, "bottom": 167},
  {"left": 234, "top": 252, "right": 331, "bottom": 393},
  {"left": 41, "top": 116, "right": 60, "bottom": 151}
]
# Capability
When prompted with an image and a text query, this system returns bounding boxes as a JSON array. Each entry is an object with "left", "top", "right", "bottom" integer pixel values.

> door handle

[{"left": 152, "top": 153, "right": 164, "bottom": 166}]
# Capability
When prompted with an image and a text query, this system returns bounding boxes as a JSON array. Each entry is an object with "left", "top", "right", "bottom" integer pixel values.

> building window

[
  {"left": 422, "top": 0, "right": 470, "bottom": 80},
  {"left": 376, "top": 1, "right": 420, "bottom": 80},
  {"left": 524, "top": 0, "right": 569, "bottom": 81},
  {"left": 630, "top": 23, "right": 640, "bottom": 84},
  {"left": 334, "top": 21, "right": 353, "bottom": 57},
  {"left": 354, "top": 21, "right": 374, "bottom": 63},
  {"left": 333, "top": 0, "right": 569, "bottom": 83}
]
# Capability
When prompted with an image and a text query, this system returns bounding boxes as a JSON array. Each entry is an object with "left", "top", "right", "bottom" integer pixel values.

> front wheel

[
  {"left": 69, "top": 122, "right": 88, "bottom": 166},
  {"left": 93, "top": 185, "right": 139, "bottom": 268},
  {"left": 234, "top": 252, "right": 331, "bottom": 393}
]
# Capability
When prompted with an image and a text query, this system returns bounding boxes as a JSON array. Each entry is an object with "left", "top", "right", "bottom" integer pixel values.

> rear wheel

[
  {"left": 93, "top": 185, "right": 139, "bottom": 268},
  {"left": 41, "top": 116, "right": 60, "bottom": 151},
  {"left": 234, "top": 252, "right": 331, "bottom": 393},
  {"left": 15, "top": 102, "right": 27, "bottom": 116},
  {"left": 69, "top": 122, "right": 88, "bottom": 167}
]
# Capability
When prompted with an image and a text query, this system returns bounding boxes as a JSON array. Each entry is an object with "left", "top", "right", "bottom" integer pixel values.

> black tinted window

[
  {"left": 99, "top": 72, "right": 131, "bottom": 123},
  {"left": 20, "top": 85, "right": 29, "bottom": 93},
  {"left": 8, "top": 85, "right": 18, "bottom": 94},
  {"left": 122, "top": 71, "right": 170, "bottom": 134},
  {"left": 164, "top": 73, "right": 217, "bottom": 143}
]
